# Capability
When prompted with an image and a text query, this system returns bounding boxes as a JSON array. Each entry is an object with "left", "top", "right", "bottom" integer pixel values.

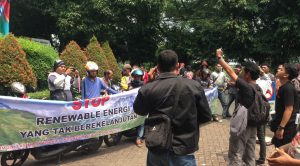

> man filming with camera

[{"left": 47, "top": 59, "right": 80, "bottom": 101}]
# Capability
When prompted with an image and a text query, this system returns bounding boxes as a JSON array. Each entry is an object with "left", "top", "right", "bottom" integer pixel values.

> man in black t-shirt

[
  {"left": 271, "top": 64, "right": 299, "bottom": 147},
  {"left": 216, "top": 49, "right": 260, "bottom": 166}
]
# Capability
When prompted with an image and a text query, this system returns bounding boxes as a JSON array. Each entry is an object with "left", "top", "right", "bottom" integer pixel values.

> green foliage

[
  {"left": 0, "top": 34, "right": 37, "bottom": 94},
  {"left": 17, "top": 38, "right": 59, "bottom": 90},
  {"left": 10, "top": 0, "right": 300, "bottom": 67},
  {"left": 161, "top": 0, "right": 300, "bottom": 66},
  {"left": 11, "top": 0, "right": 164, "bottom": 64},
  {"left": 60, "top": 41, "right": 87, "bottom": 76},
  {"left": 27, "top": 90, "right": 50, "bottom": 99},
  {"left": 103, "top": 41, "right": 121, "bottom": 82},
  {"left": 106, "top": 0, "right": 163, "bottom": 64},
  {"left": 85, "top": 36, "right": 109, "bottom": 77},
  {"left": 160, "top": 0, "right": 225, "bottom": 63}
]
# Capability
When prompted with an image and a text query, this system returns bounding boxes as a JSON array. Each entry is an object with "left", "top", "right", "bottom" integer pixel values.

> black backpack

[{"left": 247, "top": 84, "right": 270, "bottom": 126}]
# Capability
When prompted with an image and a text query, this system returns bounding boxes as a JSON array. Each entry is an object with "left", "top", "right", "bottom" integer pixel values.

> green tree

[
  {"left": 10, "top": 0, "right": 164, "bottom": 64},
  {"left": 10, "top": 0, "right": 56, "bottom": 40},
  {"left": 103, "top": 41, "right": 121, "bottom": 82},
  {"left": 212, "top": 0, "right": 269, "bottom": 63},
  {"left": 85, "top": 36, "right": 109, "bottom": 77},
  {"left": 107, "top": 0, "right": 163, "bottom": 64},
  {"left": 160, "top": 0, "right": 270, "bottom": 64},
  {"left": 0, "top": 34, "right": 37, "bottom": 94},
  {"left": 60, "top": 41, "right": 87, "bottom": 76},
  {"left": 159, "top": 0, "right": 226, "bottom": 64},
  {"left": 257, "top": 0, "right": 300, "bottom": 65},
  {"left": 10, "top": 0, "right": 300, "bottom": 67}
]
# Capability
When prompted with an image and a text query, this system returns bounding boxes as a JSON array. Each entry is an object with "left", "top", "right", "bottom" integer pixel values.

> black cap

[{"left": 53, "top": 60, "right": 65, "bottom": 71}]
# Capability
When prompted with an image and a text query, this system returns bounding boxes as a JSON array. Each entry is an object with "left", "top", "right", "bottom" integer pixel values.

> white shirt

[
  {"left": 210, "top": 71, "right": 227, "bottom": 88},
  {"left": 48, "top": 72, "right": 79, "bottom": 91},
  {"left": 256, "top": 74, "right": 272, "bottom": 98}
]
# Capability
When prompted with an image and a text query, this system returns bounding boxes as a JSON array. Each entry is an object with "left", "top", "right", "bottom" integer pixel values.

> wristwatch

[{"left": 278, "top": 126, "right": 285, "bottom": 130}]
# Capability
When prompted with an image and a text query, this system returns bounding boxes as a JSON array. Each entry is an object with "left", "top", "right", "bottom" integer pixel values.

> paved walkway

[{"left": 22, "top": 119, "right": 275, "bottom": 166}]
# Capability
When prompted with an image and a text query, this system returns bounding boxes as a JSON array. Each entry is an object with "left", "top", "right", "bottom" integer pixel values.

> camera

[{"left": 71, "top": 67, "right": 76, "bottom": 72}]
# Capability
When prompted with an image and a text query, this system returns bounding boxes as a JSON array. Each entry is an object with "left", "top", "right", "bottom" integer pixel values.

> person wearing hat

[
  {"left": 195, "top": 68, "right": 212, "bottom": 89},
  {"left": 120, "top": 64, "right": 132, "bottom": 91},
  {"left": 81, "top": 61, "right": 118, "bottom": 99},
  {"left": 197, "top": 68, "right": 222, "bottom": 123},
  {"left": 128, "top": 69, "right": 145, "bottom": 147},
  {"left": 47, "top": 59, "right": 80, "bottom": 101},
  {"left": 129, "top": 69, "right": 144, "bottom": 90}
]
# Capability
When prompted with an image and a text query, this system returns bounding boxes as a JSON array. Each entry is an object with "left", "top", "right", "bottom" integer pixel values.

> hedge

[
  {"left": 103, "top": 41, "right": 122, "bottom": 82},
  {"left": 27, "top": 90, "right": 50, "bottom": 99},
  {"left": 0, "top": 34, "right": 37, "bottom": 94},
  {"left": 60, "top": 41, "right": 87, "bottom": 76},
  {"left": 18, "top": 38, "right": 59, "bottom": 90},
  {"left": 85, "top": 36, "right": 109, "bottom": 77}
]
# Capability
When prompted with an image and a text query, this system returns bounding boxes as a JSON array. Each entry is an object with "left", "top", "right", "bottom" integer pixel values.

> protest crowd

[
  {"left": 2, "top": 44, "right": 300, "bottom": 166},
  {"left": 32, "top": 46, "right": 300, "bottom": 166},
  {"left": 3, "top": 0, "right": 300, "bottom": 165}
]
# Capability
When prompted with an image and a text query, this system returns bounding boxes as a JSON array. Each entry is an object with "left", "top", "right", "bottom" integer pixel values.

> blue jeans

[
  {"left": 218, "top": 90, "right": 229, "bottom": 118},
  {"left": 137, "top": 124, "right": 144, "bottom": 139},
  {"left": 147, "top": 150, "right": 196, "bottom": 166}
]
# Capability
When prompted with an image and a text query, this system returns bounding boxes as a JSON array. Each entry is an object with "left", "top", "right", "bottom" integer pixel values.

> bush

[
  {"left": 60, "top": 41, "right": 87, "bottom": 76},
  {"left": 27, "top": 89, "right": 50, "bottom": 99},
  {"left": 103, "top": 41, "right": 122, "bottom": 82},
  {"left": 0, "top": 34, "right": 37, "bottom": 94},
  {"left": 18, "top": 38, "right": 59, "bottom": 90},
  {"left": 85, "top": 36, "right": 109, "bottom": 77}
]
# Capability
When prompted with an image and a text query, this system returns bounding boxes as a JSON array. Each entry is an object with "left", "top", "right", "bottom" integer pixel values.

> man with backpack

[
  {"left": 216, "top": 49, "right": 269, "bottom": 166},
  {"left": 133, "top": 50, "right": 211, "bottom": 166},
  {"left": 255, "top": 66, "right": 273, "bottom": 164},
  {"left": 128, "top": 69, "right": 145, "bottom": 147},
  {"left": 271, "top": 64, "right": 299, "bottom": 147}
]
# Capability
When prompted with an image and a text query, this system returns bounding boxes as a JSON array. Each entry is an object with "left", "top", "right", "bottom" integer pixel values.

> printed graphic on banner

[
  {"left": 268, "top": 81, "right": 276, "bottom": 112},
  {"left": 0, "top": 89, "right": 145, "bottom": 152},
  {"left": 205, "top": 87, "right": 219, "bottom": 115},
  {"left": 269, "top": 81, "right": 276, "bottom": 101},
  {"left": 0, "top": 87, "right": 218, "bottom": 152}
]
